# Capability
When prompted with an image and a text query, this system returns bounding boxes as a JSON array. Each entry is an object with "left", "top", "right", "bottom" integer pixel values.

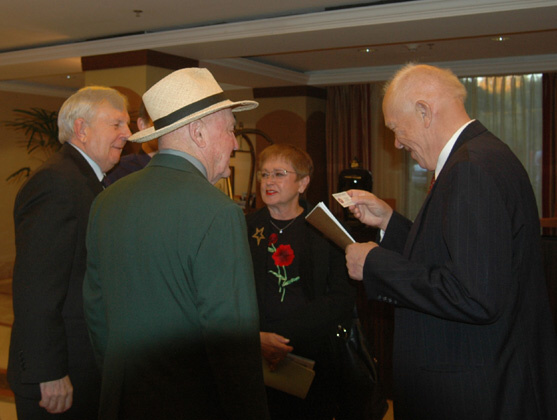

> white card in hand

[{"left": 332, "top": 192, "right": 355, "bottom": 208}]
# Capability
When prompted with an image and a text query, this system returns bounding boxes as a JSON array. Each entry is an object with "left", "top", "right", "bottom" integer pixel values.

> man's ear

[
  {"left": 415, "top": 100, "right": 432, "bottom": 128},
  {"left": 189, "top": 120, "right": 206, "bottom": 148},
  {"left": 137, "top": 117, "right": 153, "bottom": 131},
  {"left": 73, "top": 118, "right": 88, "bottom": 144}
]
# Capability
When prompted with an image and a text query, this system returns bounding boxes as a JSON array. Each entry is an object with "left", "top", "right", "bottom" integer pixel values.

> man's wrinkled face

[
  {"left": 383, "top": 94, "right": 435, "bottom": 171},
  {"left": 202, "top": 109, "right": 238, "bottom": 184},
  {"left": 82, "top": 102, "right": 131, "bottom": 172}
]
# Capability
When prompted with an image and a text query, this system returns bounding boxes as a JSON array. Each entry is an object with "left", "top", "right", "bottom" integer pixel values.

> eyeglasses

[{"left": 256, "top": 169, "right": 298, "bottom": 181}]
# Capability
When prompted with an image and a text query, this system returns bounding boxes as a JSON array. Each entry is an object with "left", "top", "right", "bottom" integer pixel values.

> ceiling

[{"left": 1, "top": 0, "right": 557, "bottom": 96}]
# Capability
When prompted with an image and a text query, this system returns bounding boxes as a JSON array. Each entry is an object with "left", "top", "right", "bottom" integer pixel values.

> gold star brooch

[{"left": 252, "top": 227, "right": 265, "bottom": 246}]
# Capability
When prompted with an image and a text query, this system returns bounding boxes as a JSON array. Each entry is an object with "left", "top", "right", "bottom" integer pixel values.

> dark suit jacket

[
  {"left": 8, "top": 143, "right": 101, "bottom": 416},
  {"left": 363, "top": 121, "right": 557, "bottom": 419},
  {"left": 83, "top": 152, "right": 269, "bottom": 420},
  {"left": 104, "top": 150, "right": 151, "bottom": 186}
]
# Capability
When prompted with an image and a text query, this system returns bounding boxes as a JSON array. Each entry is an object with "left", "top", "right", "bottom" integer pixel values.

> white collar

[
  {"left": 435, "top": 120, "right": 474, "bottom": 178},
  {"left": 67, "top": 142, "right": 105, "bottom": 181}
]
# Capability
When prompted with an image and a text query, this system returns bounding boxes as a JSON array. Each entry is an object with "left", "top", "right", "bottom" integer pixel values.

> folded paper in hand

[
  {"left": 262, "top": 353, "right": 316, "bottom": 399},
  {"left": 305, "top": 202, "right": 355, "bottom": 249}
]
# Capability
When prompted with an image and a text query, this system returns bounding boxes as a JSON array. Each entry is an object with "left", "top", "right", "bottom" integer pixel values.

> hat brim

[{"left": 128, "top": 99, "right": 258, "bottom": 143}]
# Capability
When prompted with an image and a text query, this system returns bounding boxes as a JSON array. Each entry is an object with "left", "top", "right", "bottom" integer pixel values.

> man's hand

[
  {"left": 346, "top": 242, "right": 378, "bottom": 280},
  {"left": 260, "top": 332, "right": 293, "bottom": 371},
  {"left": 346, "top": 190, "right": 393, "bottom": 231},
  {"left": 39, "top": 375, "right": 73, "bottom": 414}
]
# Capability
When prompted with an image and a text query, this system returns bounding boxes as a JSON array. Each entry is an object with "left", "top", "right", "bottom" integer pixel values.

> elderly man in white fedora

[{"left": 83, "top": 68, "right": 270, "bottom": 420}]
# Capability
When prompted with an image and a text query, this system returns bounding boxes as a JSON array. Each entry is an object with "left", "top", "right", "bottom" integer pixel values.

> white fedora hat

[{"left": 129, "top": 68, "right": 258, "bottom": 143}]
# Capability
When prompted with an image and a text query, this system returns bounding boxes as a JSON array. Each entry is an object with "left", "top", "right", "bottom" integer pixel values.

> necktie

[{"left": 428, "top": 175, "right": 436, "bottom": 194}]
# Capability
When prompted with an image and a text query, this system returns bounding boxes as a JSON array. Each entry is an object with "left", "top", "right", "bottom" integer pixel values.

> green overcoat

[{"left": 83, "top": 152, "right": 269, "bottom": 419}]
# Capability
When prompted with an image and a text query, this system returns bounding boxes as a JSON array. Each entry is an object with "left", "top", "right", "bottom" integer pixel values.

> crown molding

[
  {"left": 201, "top": 58, "right": 309, "bottom": 85},
  {"left": 1, "top": 0, "right": 554, "bottom": 66},
  {"left": 3, "top": 53, "right": 556, "bottom": 97},
  {"left": 200, "top": 53, "right": 557, "bottom": 87},
  {"left": 306, "top": 53, "right": 557, "bottom": 85}
]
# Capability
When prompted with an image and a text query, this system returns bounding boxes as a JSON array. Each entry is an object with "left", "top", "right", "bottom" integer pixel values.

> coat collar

[
  {"left": 403, "top": 120, "right": 488, "bottom": 257},
  {"left": 61, "top": 143, "right": 104, "bottom": 195},
  {"left": 148, "top": 151, "right": 207, "bottom": 179}
]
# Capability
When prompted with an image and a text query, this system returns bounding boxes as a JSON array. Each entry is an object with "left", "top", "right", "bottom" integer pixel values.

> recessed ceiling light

[
  {"left": 492, "top": 36, "right": 509, "bottom": 42},
  {"left": 359, "top": 47, "right": 376, "bottom": 53}
]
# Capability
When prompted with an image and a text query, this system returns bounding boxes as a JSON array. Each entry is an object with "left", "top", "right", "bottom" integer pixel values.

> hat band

[{"left": 153, "top": 92, "right": 227, "bottom": 130}]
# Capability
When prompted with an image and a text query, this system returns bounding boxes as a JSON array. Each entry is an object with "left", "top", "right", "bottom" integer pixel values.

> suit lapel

[
  {"left": 403, "top": 192, "right": 433, "bottom": 257},
  {"left": 62, "top": 143, "right": 104, "bottom": 195},
  {"left": 403, "top": 121, "right": 488, "bottom": 257}
]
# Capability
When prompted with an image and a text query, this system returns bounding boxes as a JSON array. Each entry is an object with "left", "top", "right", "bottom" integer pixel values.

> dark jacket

[
  {"left": 364, "top": 121, "right": 557, "bottom": 419},
  {"left": 246, "top": 203, "right": 355, "bottom": 357},
  {"left": 9, "top": 143, "right": 101, "bottom": 417},
  {"left": 84, "top": 153, "right": 269, "bottom": 420}
]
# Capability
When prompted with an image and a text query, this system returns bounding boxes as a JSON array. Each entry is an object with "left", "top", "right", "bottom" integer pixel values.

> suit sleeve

[
  {"left": 12, "top": 169, "right": 76, "bottom": 383},
  {"left": 192, "top": 203, "right": 269, "bottom": 420},
  {"left": 380, "top": 211, "right": 413, "bottom": 253},
  {"left": 363, "top": 161, "right": 513, "bottom": 324}
]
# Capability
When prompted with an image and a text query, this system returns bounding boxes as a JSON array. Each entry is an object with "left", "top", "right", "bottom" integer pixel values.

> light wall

[
  {"left": 84, "top": 65, "right": 172, "bottom": 95},
  {"left": 0, "top": 90, "right": 66, "bottom": 279}
]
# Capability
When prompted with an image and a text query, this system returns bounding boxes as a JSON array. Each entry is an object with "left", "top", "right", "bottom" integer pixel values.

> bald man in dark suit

[{"left": 345, "top": 64, "right": 557, "bottom": 420}]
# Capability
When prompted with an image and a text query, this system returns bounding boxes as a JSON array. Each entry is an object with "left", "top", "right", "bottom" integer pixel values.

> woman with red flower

[{"left": 246, "top": 144, "right": 356, "bottom": 420}]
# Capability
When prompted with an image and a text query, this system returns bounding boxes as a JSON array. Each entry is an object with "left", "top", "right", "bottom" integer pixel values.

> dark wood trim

[
  {"left": 253, "top": 86, "right": 326, "bottom": 100},
  {"left": 82, "top": 50, "right": 198, "bottom": 71}
]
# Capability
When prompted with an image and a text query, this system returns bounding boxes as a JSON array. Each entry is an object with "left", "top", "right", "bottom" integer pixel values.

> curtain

[
  {"left": 326, "top": 84, "right": 405, "bottom": 215},
  {"left": 326, "top": 84, "right": 372, "bottom": 209},
  {"left": 326, "top": 83, "right": 402, "bottom": 399},
  {"left": 461, "top": 75, "right": 543, "bottom": 215},
  {"left": 543, "top": 74, "right": 557, "bottom": 221}
]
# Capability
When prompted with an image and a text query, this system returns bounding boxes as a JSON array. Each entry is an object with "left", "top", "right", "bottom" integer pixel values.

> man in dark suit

[
  {"left": 83, "top": 68, "right": 270, "bottom": 419},
  {"left": 8, "top": 86, "right": 131, "bottom": 419},
  {"left": 345, "top": 64, "right": 557, "bottom": 419}
]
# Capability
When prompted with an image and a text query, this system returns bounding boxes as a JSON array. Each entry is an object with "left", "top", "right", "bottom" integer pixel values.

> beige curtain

[
  {"left": 462, "top": 74, "right": 543, "bottom": 215},
  {"left": 326, "top": 83, "right": 405, "bottom": 215}
]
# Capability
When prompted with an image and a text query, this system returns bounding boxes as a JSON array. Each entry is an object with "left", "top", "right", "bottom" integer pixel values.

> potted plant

[{"left": 3, "top": 107, "right": 60, "bottom": 181}]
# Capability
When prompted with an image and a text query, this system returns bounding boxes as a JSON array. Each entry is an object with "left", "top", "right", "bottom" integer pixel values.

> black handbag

[{"left": 332, "top": 309, "right": 388, "bottom": 420}]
